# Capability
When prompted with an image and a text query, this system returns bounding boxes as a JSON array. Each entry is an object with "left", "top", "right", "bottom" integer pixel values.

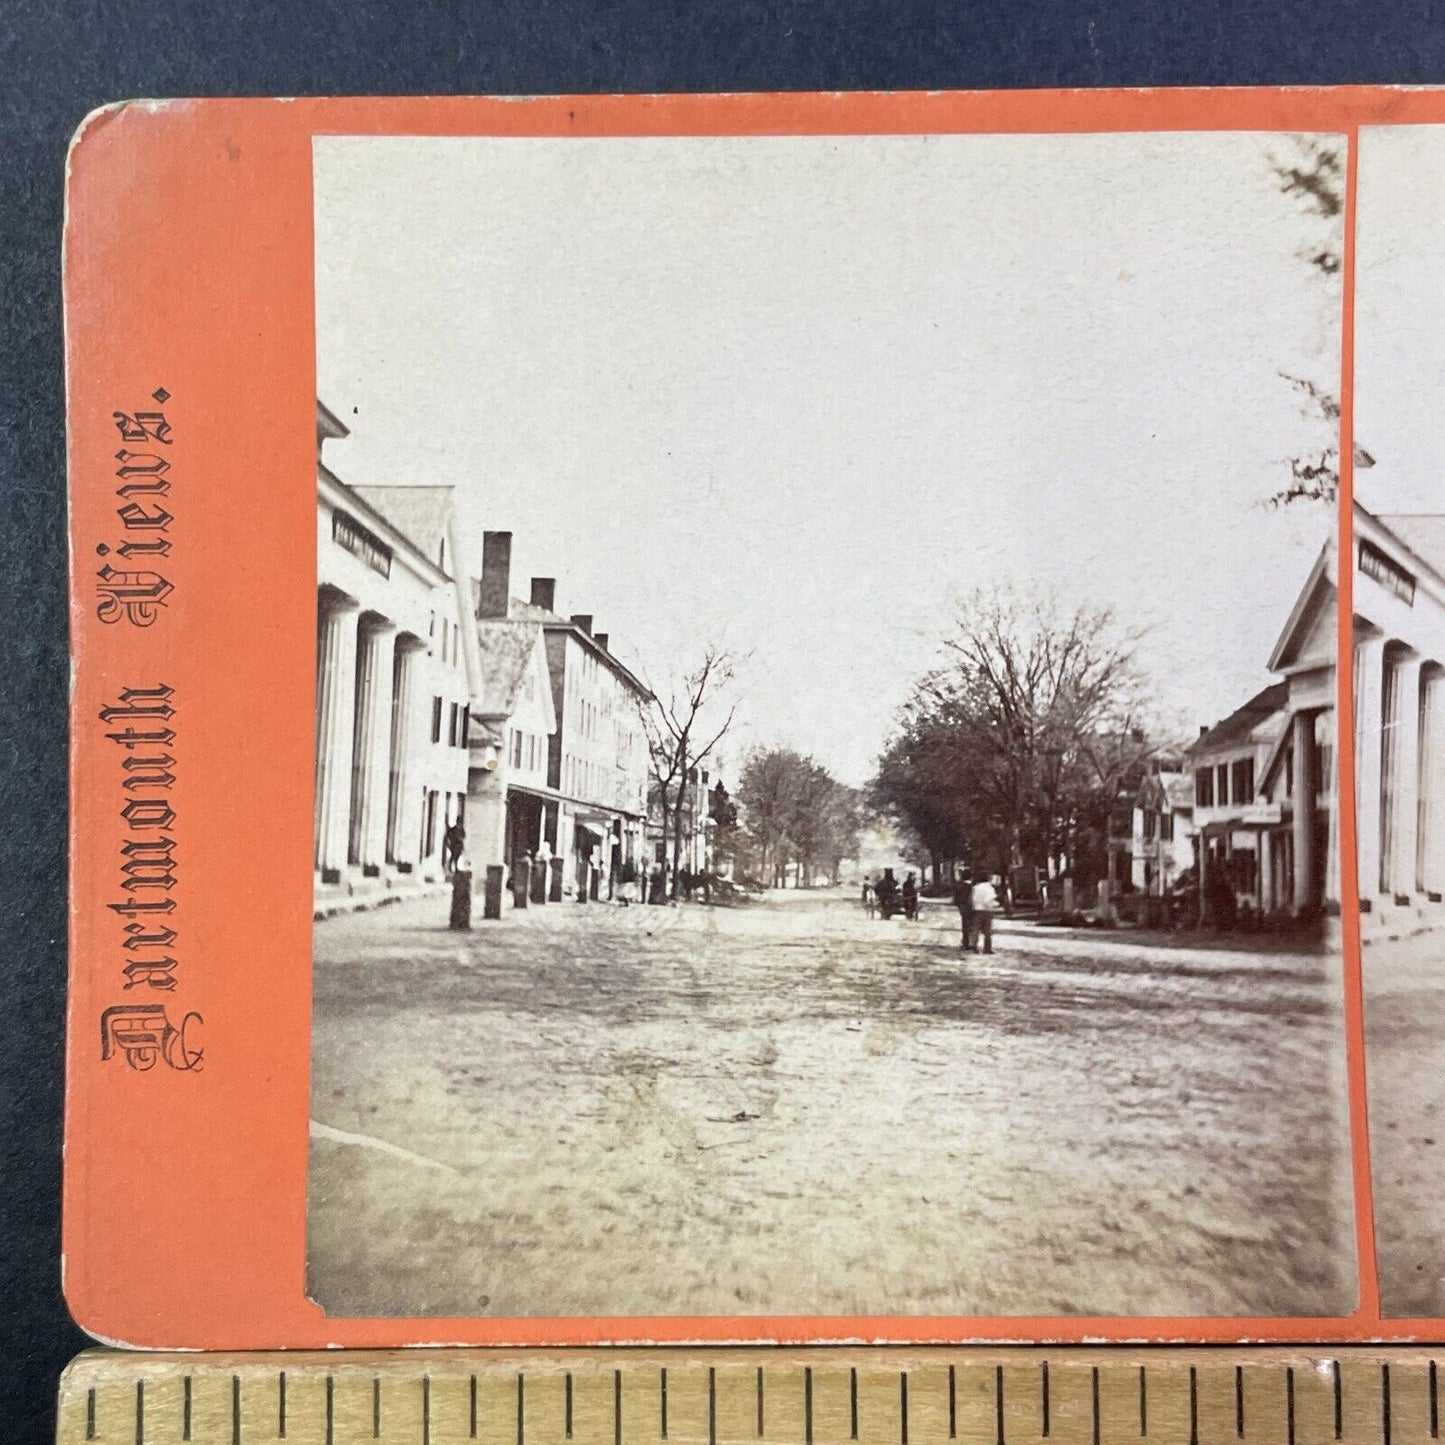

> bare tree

[
  {"left": 640, "top": 646, "right": 741, "bottom": 899},
  {"left": 874, "top": 584, "right": 1153, "bottom": 890}
]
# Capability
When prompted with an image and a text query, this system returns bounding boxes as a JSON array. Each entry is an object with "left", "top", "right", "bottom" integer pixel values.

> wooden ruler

[{"left": 57, "top": 1348, "right": 1445, "bottom": 1445}]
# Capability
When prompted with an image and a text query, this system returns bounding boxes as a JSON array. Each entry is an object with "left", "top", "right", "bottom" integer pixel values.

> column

[
  {"left": 349, "top": 615, "right": 398, "bottom": 870},
  {"left": 1354, "top": 633, "right": 1387, "bottom": 907},
  {"left": 1420, "top": 670, "right": 1445, "bottom": 898},
  {"left": 1260, "top": 829, "right": 1275, "bottom": 915},
  {"left": 1292, "top": 709, "right": 1316, "bottom": 914},
  {"left": 1391, "top": 654, "right": 1423, "bottom": 901},
  {"left": 385, "top": 637, "right": 427, "bottom": 867},
  {"left": 315, "top": 593, "right": 360, "bottom": 877}
]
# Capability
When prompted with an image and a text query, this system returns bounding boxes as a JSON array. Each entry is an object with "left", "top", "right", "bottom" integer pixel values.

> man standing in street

[
  {"left": 971, "top": 873, "right": 1001, "bottom": 954},
  {"left": 952, "top": 871, "right": 974, "bottom": 952}
]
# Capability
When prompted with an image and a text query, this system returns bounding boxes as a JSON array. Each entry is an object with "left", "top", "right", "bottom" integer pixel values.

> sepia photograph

[
  {"left": 1353, "top": 124, "right": 1445, "bottom": 1318},
  {"left": 305, "top": 130, "right": 1356, "bottom": 1320}
]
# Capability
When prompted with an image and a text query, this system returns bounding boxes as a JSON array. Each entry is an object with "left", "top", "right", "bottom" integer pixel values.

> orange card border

[{"left": 60, "top": 86, "right": 1443, "bottom": 1350}]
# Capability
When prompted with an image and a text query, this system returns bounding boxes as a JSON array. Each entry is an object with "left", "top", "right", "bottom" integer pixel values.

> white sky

[
  {"left": 315, "top": 132, "right": 1340, "bottom": 787},
  {"left": 1357, "top": 125, "right": 1445, "bottom": 516}
]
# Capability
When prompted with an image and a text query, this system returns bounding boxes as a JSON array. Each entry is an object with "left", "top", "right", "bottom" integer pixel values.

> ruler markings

[{"left": 59, "top": 1350, "right": 1445, "bottom": 1445}]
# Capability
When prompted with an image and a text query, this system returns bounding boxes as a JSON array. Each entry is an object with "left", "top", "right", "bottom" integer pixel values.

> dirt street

[
  {"left": 308, "top": 889, "right": 1356, "bottom": 1319},
  {"left": 1365, "top": 932, "right": 1445, "bottom": 1317}
]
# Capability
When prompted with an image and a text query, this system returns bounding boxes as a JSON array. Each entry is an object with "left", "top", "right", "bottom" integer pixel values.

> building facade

[
  {"left": 314, "top": 402, "right": 477, "bottom": 900},
  {"left": 1186, "top": 682, "right": 1292, "bottom": 915},
  {"left": 466, "top": 532, "right": 651, "bottom": 900},
  {"left": 1350, "top": 505, "right": 1445, "bottom": 923},
  {"left": 1129, "top": 770, "right": 1195, "bottom": 897}
]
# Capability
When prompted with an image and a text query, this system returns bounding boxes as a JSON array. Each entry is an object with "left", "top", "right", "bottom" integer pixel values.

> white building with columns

[
  {"left": 314, "top": 402, "right": 479, "bottom": 902},
  {"left": 1350, "top": 505, "right": 1445, "bottom": 926}
]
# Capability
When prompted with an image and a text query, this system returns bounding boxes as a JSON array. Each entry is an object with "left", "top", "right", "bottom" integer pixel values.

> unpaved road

[
  {"left": 1365, "top": 931, "right": 1445, "bottom": 1317},
  {"left": 308, "top": 889, "right": 1355, "bottom": 1319}
]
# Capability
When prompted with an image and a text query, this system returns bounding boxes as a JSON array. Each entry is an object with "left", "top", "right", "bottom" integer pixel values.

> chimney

[
  {"left": 570, "top": 614, "right": 593, "bottom": 635},
  {"left": 595, "top": 632, "right": 609, "bottom": 651},
  {"left": 1198, "top": 725, "right": 1209, "bottom": 738},
  {"left": 479, "top": 532, "right": 512, "bottom": 619},
  {"left": 530, "top": 577, "right": 556, "bottom": 612}
]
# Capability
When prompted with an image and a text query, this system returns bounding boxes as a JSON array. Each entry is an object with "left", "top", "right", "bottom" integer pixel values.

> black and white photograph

[
  {"left": 1352, "top": 124, "right": 1445, "bottom": 1318},
  {"left": 306, "top": 130, "right": 1357, "bottom": 1320}
]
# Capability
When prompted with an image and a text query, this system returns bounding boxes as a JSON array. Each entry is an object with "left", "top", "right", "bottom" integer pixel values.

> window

[
  {"left": 461, "top": 706, "right": 470, "bottom": 748},
  {"left": 1195, "top": 768, "right": 1214, "bottom": 807},
  {"left": 1216, "top": 763, "right": 1230, "bottom": 807},
  {"left": 1144, "top": 810, "right": 1156, "bottom": 840},
  {"left": 431, "top": 696, "right": 443, "bottom": 743},
  {"left": 511, "top": 730, "right": 523, "bottom": 768},
  {"left": 1232, "top": 757, "right": 1255, "bottom": 805},
  {"left": 1161, "top": 812, "right": 1174, "bottom": 841}
]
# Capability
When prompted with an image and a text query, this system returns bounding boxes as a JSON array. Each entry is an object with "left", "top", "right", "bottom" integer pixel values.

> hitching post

[
  {"left": 483, "top": 864, "right": 504, "bottom": 921},
  {"left": 449, "top": 864, "right": 473, "bottom": 930}
]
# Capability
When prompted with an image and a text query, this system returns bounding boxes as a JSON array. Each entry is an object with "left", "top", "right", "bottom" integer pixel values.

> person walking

[
  {"left": 861, "top": 877, "right": 876, "bottom": 918},
  {"left": 971, "top": 873, "right": 1001, "bottom": 954},
  {"left": 901, "top": 871, "right": 919, "bottom": 921},
  {"left": 952, "top": 871, "right": 974, "bottom": 952},
  {"left": 876, "top": 868, "right": 899, "bottom": 917}
]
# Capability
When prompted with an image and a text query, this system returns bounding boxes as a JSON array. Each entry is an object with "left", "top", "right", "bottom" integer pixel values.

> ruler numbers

[{"left": 60, "top": 1353, "right": 1445, "bottom": 1445}]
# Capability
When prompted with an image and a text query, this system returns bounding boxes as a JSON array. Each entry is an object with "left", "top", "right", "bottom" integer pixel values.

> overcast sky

[
  {"left": 315, "top": 132, "right": 1340, "bottom": 786},
  {"left": 1357, "top": 125, "right": 1445, "bottom": 517}
]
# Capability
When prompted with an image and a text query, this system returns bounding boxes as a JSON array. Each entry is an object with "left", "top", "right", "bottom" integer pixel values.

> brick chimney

[
  {"left": 530, "top": 577, "right": 556, "bottom": 612},
  {"left": 570, "top": 614, "right": 593, "bottom": 635},
  {"left": 595, "top": 632, "right": 609, "bottom": 651},
  {"left": 478, "top": 532, "right": 512, "bottom": 619}
]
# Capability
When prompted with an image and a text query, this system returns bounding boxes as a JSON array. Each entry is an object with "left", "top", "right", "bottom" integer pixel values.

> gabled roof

[
  {"left": 472, "top": 619, "right": 547, "bottom": 719},
  {"left": 1187, "top": 681, "right": 1290, "bottom": 757},
  {"left": 1267, "top": 544, "right": 1335, "bottom": 675},
  {"left": 1138, "top": 770, "right": 1194, "bottom": 811},
  {"left": 351, "top": 486, "right": 454, "bottom": 573}
]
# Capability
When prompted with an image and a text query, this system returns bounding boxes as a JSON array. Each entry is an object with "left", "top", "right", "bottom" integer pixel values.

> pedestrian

[
  {"left": 953, "top": 871, "right": 974, "bottom": 952},
  {"left": 861, "top": 877, "right": 875, "bottom": 919},
  {"left": 971, "top": 873, "right": 1000, "bottom": 954},
  {"left": 442, "top": 819, "right": 465, "bottom": 876},
  {"left": 876, "top": 868, "right": 899, "bottom": 917},
  {"left": 902, "top": 871, "right": 919, "bottom": 920}
]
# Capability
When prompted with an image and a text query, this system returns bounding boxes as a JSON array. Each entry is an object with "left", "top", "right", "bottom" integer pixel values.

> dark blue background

[{"left": 5, "top": 3, "right": 1444, "bottom": 1439}]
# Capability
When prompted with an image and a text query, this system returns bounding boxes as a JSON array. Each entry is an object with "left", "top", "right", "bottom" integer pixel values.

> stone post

[
  {"left": 513, "top": 856, "right": 531, "bottom": 910},
  {"left": 483, "top": 865, "right": 504, "bottom": 920},
  {"left": 449, "top": 864, "right": 473, "bottom": 930},
  {"left": 549, "top": 856, "right": 564, "bottom": 902}
]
